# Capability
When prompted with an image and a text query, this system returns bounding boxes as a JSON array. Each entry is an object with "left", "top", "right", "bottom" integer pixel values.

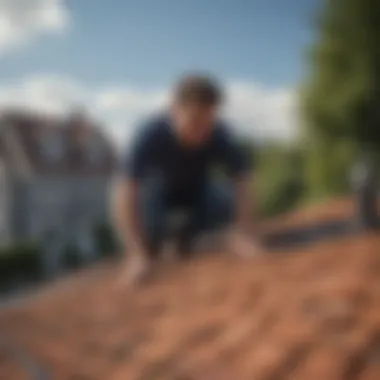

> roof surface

[
  {"left": 0, "top": 110, "right": 117, "bottom": 177},
  {"left": 1, "top": 199, "right": 380, "bottom": 380}
]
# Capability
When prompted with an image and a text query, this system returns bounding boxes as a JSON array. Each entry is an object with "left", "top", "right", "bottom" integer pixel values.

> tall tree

[{"left": 301, "top": 0, "right": 380, "bottom": 202}]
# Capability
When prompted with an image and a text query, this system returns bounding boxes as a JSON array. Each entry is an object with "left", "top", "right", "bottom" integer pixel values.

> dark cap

[{"left": 173, "top": 73, "right": 224, "bottom": 106}]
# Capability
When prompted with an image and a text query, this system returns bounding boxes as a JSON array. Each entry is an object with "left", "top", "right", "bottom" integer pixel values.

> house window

[
  {"left": 40, "top": 132, "right": 65, "bottom": 164},
  {"left": 87, "top": 134, "right": 106, "bottom": 165}
]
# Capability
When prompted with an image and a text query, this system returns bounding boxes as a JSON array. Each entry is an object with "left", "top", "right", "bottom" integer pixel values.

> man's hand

[
  {"left": 112, "top": 178, "right": 155, "bottom": 288},
  {"left": 227, "top": 228, "right": 264, "bottom": 258},
  {"left": 118, "top": 248, "right": 152, "bottom": 287}
]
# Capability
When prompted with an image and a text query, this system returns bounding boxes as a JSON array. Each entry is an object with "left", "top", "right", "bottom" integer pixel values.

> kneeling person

[{"left": 114, "top": 74, "right": 261, "bottom": 283}]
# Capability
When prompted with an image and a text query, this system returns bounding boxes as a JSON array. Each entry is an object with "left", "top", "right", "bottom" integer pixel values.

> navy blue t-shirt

[{"left": 122, "top": 114, "right": 249, "bottom": 198}]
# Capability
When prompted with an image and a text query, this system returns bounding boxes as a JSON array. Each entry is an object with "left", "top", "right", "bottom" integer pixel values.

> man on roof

[{"left": 113, "top": 73, "right": 262, "bottom": 284}]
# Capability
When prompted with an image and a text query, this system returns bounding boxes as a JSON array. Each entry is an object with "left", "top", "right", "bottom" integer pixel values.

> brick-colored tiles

[
  {"left": 0, "top": 346, "right": 29, "bottom": 380},
  {"left": 1, "top": 232, "right": 380, "bottom": 379}
]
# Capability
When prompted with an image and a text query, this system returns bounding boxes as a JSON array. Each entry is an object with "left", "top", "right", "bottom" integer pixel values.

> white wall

[
  {"left": 26, "top": 176, "right": 111, "bottom": 240},
  {"left": 25, "top": 176, "right": 112, "bottom": 277},
  {"left": 0, "top": 159, "right": 10, "bottom": 245}
]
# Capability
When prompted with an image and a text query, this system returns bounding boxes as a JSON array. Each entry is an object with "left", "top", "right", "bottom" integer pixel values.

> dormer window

[
  {"left": 87, "top": 133, "right": 106, "bottom": 165},
  {"left": 39, "top": 131, "right": 65, "bottom": 164}
]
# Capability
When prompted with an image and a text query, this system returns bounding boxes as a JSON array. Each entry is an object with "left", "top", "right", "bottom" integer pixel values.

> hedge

[
  {"left": 0, "top": 240, "right": 42, "bottom": 291},
  {"left": 0, "top": 223, "right": 120, "bottom": 293},
  {"left": 93, "top": 222, "right": 121, "bottom": 259}
]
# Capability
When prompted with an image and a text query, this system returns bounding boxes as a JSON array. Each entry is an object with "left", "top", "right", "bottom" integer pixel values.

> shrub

[
  {"left": 62, "top": 243, "right": 83, "bottom": 270},
  {"left": 0, "top": 240, "right": 42, "bottom": 291},
  {"left": 93, "top": 222, "right": 120, "bottom": 259}
]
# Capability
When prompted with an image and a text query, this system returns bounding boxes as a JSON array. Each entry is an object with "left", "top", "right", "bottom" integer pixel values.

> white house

[{"left": 0, "top": 110, "right": 117, "bottom": 275}]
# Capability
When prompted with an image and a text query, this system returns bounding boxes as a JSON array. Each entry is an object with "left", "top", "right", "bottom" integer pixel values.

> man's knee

[{"left": 202, "top": 181, "right": 234, "bottom": 229}]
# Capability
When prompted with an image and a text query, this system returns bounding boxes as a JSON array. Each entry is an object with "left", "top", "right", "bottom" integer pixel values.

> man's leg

[
  {"left": 139, "top": 178, "right": 168, "bottom": 259},
  {"left": 177, "top": 180, "right": 234, "bottom": 256}
]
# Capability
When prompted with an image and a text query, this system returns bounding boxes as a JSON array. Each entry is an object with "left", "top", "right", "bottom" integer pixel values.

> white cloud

[
  {"left": 0, "top": 75, "right": 299, "bottom": 152},
  {"left": 0, "top": 74, "right": 87, "bottom": 113},
  {"left": 224, "top": 82, "right": 297, "bottom": 142},
  {"left": 0, "top": 0, "right": 69, "bottom": 53},
  {"left": 96, "top": 88, "right": 168, "bottom": 113}
]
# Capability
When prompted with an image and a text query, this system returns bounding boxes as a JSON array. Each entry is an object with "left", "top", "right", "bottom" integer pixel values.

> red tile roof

[{"left": 1, "top": 230, "right": 380, "bottom": 379}]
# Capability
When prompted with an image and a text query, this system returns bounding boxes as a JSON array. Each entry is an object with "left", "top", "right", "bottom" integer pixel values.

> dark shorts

[{"left": 139, "top": 178, "right": 235, "bottom": 257}]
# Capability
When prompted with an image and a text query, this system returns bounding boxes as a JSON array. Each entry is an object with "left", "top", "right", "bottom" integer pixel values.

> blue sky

[{"left": 0, "top": 0, "right": 319, "bottom": 146}]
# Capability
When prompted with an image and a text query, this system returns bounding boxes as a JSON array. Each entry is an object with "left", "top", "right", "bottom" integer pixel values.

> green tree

[{"left": 301, "top": 0, "right": 380, "bottom": 198}]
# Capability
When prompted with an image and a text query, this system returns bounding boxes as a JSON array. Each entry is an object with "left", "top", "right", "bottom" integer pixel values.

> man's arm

[
  {"left": 112, "top": 123, "right": 157, "bottom": 285},
  {"left": 112, "top": 177, "right": 152, "bottom": 286},
  {"left": 230, "top": 174, "right": 262, "bottom": 257},
  {"left": 217, "top": 127, "right": 256, "bottom": 229},
  {"left": 112, "top": 177, "right": 146, "bottom": 258},
  {"left": 234, "top": 175, "right": 257, "bottom": 234},
  {"left": 113, "top": 125, "right": 153, "bottom": 261},
  {"left": 216, "top": 127, "right": 262, "bottom": 255}
]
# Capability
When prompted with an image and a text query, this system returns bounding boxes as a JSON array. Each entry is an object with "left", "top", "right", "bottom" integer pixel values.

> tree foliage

[{"left": 301, "top": 0, "right": 380, "bottom": 197}]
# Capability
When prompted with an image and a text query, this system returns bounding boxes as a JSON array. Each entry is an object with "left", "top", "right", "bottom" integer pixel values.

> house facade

[
  {"left": 0, "top": 157, "right": 10, "bottom": 245},
  {"left": 0, "top": 110, "right": 117, "bottom": 274}
]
